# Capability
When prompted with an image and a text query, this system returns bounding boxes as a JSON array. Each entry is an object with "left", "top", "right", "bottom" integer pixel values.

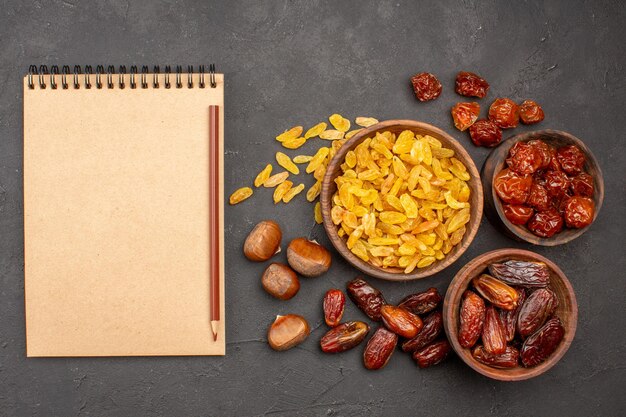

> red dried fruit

[
  {"left": 482, "top": 306, "right": 507, "bottom": 355},
  {"left": 402, "top": 310, "right": 443, "bottom": 353},
  {"left": 506, "top": 141, "right": 542, "bottom": 175},
  {"left": 323, "top": 289, "right": 345, "bottom": 327},
  {"left": 517, "top": 288, "right": 558, "bottom": 339},
  {"left": 458, "top": 290, "right": 486, "bottom": 349},
  {"left": 451, "top": 102, "right": 480, "bottom": 131},
  {"left": 499, "top": 288, "right": 527, "bottom": 341},
  {"left": 519, "top": 100, "right": 545, "bottom": 124},
  {"left": 543, "top": 170, "right": 571, "bottom": 198},
  {"left": 347, "top": 277, "right": 386, "bottom": 321},
  {"left": 410, "top": 72, "right": 442, "bottom": 102},
  {"left": 494, "top": 168, "right": 533, "bottom": 205},
  {"left": 503, "top": 204, "right": 534, "bottom": 225},
  {"left": 380, "top": 305, "right": 423, "bottom": 339},
  {"left": 398, "top": 288, "right": 442, "bottom": 315},
  {"left": 488, "top": 261, "right": 550, "bottom": 288},
  {"left": 527, "top": 209, "right": 564, "bottom": 238},
  {"left": 363, "top": 327, "right": 398, "bottom": 370},
  {"left": 472, "top": 274, "right": 519, "bottom": 310},
  {"left": 412, "top": 340, "right": 451, "bottom": 368},
  {"left": 556, "top": 145, "right": 586, "bottom": 175},
  {"left": 563, "top": 196, "right": 595, "bottom": 228},
  {"left": 520, "top": 317, "right": 565, "bottom": 367},
  {"left": 570, "top": 173, "right": 594, "bottom": 197},
  {"left": 527, "top": 182, "right": 551, "bottom": 211},
  {"left": 473, "top": 345, "right": 520, "bottom": 368},
  {"left": 528, "top": 140, "right": 552, "bottom": 170},
  {"left": 455, "top": 71, "right": 490, "bottom": 98},
  {"left": 320, "top": 321, "right": 370, "bottom": 353},
  {"left": 469, "top": 119, "right": 502, "bottom": 147},
  {"left": 488, "top": 98, "right": 520, "bottom": 129}
]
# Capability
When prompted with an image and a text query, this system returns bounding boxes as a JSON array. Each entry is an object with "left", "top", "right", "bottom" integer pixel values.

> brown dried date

[
  {"left": 323, "top": 289, "right": 345, "bottom": 327},
  {"left": 402, "top": 310, "right": 442, "bottom": 353},
  {"left": 410, "top": 72, "right": 442, "bottom": 101},
  {"left": 380, "top": 305, "right": 423, "bottom": 339},
  {"left": 458, "top": 290, "right": 486, "bottom": 349},
  {"left": 517, "top": 288, "right": 558, "bottom": 339},
  {"left": 455, "top": 71, "right": 490, "bottom": 98},
  {"left": 519, "top": 100, "right": 545, "bottom": 124},
  {"left": 472, "top": 345, "right": 520, "bottom": 369},
  {"left": 347, "top": 277, "right": 386, "bottom": 321},
  {"left": 503, "top": 204, "right": 534, "bottom": 225},
  {"left": 472, "top": 274, "right": 519, "bottom": 310},
  {"left": 499, "top": 288, "right": 526, "bottom": 342},
  {"left": 412, "top": 340, "right": 451, "bottom": 368},
  {"left": 488, "top": 98, "right": 519, "bottom": 129},
  {"left": 363, "top": 327, "right": 398, "bottom": 370},
  {"left": 469, "top": 119, "right": 502, "bottom": 147},
  {"left": 482, "top": 306, "right": 507, "bottom": 355},
  {"left": 320, "top": 321, "right": 369, "bottom": 353},
  {"left": 398, "top": 287, "right": 442, "bottom": 315},
  {"left": 520, "top": 317, "right": 565, "bottom": 367},
  {"left": 527, "top": 209, "right": 563, "bottom": 238},
  {"left": 563, "top": 196, "right": 595, "bottom": 228},
  {"left": 488, "top": 260, "right": 550, "bottom": 288}
]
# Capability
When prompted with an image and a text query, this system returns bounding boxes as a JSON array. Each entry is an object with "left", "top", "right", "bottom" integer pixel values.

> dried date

[
  {"left": 402, "top": 310, "right": 442, "bottom": 353},
  {"left": 472, "top": 274, "right": 519, "bottom": 310},
  {"left": 323, "top": 289, "right": 345, "bottom": 327},
  {"left": 412, "top": 340, "right": 451, "bottom": 368},
  {"left": 398, "top": 287, "right": 442, "bottom": 315},
  {"left": 472, "top": 345, "right": 520, "bottom": 369},
  {"left": 520, "top": 317, "right": 565, "bottom": 367},
  {"left": 380, "top": 305, "right": 423, "bottom": 339},
  {"left": 488, "top": 260, "right": 550, "bottom": 288},
  {"left": 347, "top": 277, "right": 386, "bottom": 321},
  {"left": 320, "top": 321, "right": 370, "bottom": 353},
  {"left": 455, "top": 71, "right": 489, "bottom": 98},
  {"left": 482, "top": 306, "right": 507, "bottom": 355},
  {"left": 499, "top": 288, "right": 527, "bottom": 341},
  {"left": 363, "top": 327, "right": 398, "bottom": 370},
  {"left": 458, "top": 290, "right": 486, "bottom": 349},
  {"left": 517, "top": 288, "right": 558, "bottom": 338}
]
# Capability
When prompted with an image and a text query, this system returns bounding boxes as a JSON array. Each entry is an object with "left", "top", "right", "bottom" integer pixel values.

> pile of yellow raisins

[
  {"left": 229, "top": 115, "right": 380, "bottom": 224},
  {"left": 331, "top": 130, "right": 471, "bottom": 273}
]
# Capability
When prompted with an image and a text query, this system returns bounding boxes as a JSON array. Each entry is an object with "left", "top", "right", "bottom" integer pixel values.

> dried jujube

[
  {"left": 488, "top": 98, "right": 519, "bottom": 129},
  {"left": 323, "top": 289, "right": 345, "bottom": 327},
  {"left": 499, "top": 288, "right": 527, "bottom": 341},
  {"left": 570, "top": 173, "right": 594, "bottom": 197},
  {"left": 506, "top": 141, "right": 542, "bottom": 176},
  {"left": 482, "top": 306, "right": 507, "bottom": 355},
  {"left": 527, "top": 182, "right": 551, "bottom": 211},
  {"left": 503, "top": 204, "right": 534, "bottom": 225},
  {"left": 519, "top": 100, "right": 545, "bottom": 124},
  {"left": 380, "top": 305, "right": 423, "bottom": 339},
  {"left": 556, "top": 145, "right": 586, "bottom": 175},
  {"left": 451, "top": 102, "right": 480, "bottom": 131},
  {"left": 494, "top": 168, "right": 533, "bottom": 205},
  {"left": 320, "top": 321, "right": 369, "bottom": 353},
  {"left": 527, "top": 209, "right": 563, "bottom": 238},
  {"left": 472, "top": 345, "right": 520, "bottom": 368},
  {"left": 455, "top": 71, "right": 490, "bottom": 98},
  {"left": 472, "top": 274, "right": 519, "bottom": 310},
  {"left": 543, "top": 170, "right": 570, "bottom": 198},
  {"left": 563, "top": 196, "right": 595, "bottom": 228},
  {"left": 410, "top": 72, "right": 442, "bottom": 101},
  {"left": 469, "top": 119, "right": 502, "bottom": 147}
]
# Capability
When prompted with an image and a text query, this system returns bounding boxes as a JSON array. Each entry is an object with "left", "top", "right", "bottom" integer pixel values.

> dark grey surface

[{"left": 1, "top": 1, "right": 625, "bottom": 416}]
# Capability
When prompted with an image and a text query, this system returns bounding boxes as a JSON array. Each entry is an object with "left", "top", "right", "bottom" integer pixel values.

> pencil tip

[{"left": 211, "top": 320, "right": 219, "bottom": 342}]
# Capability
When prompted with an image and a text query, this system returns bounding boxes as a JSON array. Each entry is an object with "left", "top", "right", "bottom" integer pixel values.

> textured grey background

[{"left": 1, "top": 1, "right": 625, "bottom": 416}]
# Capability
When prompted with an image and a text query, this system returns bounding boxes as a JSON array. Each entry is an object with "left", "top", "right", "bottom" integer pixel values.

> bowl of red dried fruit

[
  {"left": 481, "top": 130, "right": 604, "bottom": 246},
  {"left": 442, "top": 248, "right": 578, "bottom": 381}
]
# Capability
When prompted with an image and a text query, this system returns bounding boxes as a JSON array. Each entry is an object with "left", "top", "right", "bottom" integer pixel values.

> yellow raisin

[
  {"left": 264, "top": 171, "right": 290, "bottom": 188},
  {"left": 254, "top": 164, "right": 273, "bottom": 187},
  {"left": 306, "top": 181, "right": 322, "bottom": 202},
  {"left": 319, "top": 129, "right": 345, "bottom": 140},
  {"left": 282, "top": 183, "right": 305, "bottom": 203},
  {"left": 276, "top": 152, "right": 300, "bottom": 175},
  {"left": 380, "top": 211, "right": 407, "bottom": 225},
  {"left": 273, "top": 181, "right": 293, "bottom": 204},
  {"left": 345, "top": 150, "right": 357, "bottom": 168},
  {"left": 276, "top": 126, "right": 303, "bottom": 142},
  {"left": 306, "top": 147, "right": 330, "bottom": 173},
  {"left": 417, "top": 256, "right": 436, "bottom": 268},
  {"left": 282, "top": 137, "right": 307, "bottom": 149},
  {"left": 355, "top": 117, "right": 379, "bottom": 127},
  {"left": 345, "top": 129, "right": 363, "bottom": 139},
  {"left": 329, "top": 114, "right": 351, "bottom": 132},
  {"left": 314, "top": 202, "right": 323, "bottom": 224},
  {"left": 399, "top": 194, "right": 418, "bottom": 219},
  {"left": 293, "top": 155, "right": 313, "bottom": 164},
  {"left": 304, "top": 122, "right": 327, "bottom": 139},
  {"left": 392, "top": 130, "right": 415, "bottom": 154},
  {"left": 229, "top": 187, "right": 253, "bottom": 205}
]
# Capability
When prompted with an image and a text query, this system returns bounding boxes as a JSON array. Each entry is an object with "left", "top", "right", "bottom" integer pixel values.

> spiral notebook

[{"left": 23, "top": 65, "right": 225, "bottom": 356}]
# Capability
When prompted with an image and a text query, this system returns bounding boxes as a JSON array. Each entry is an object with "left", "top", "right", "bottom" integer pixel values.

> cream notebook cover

[{"left": 23, "top": 66, "right": 225, "bottom": 356}]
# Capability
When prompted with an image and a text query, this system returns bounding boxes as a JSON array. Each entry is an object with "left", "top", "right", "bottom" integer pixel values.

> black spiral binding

[{"left": 27, "top": 64, "right": 217, "bottom": 89}]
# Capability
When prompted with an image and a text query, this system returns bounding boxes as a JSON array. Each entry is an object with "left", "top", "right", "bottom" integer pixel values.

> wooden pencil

[{"left": 209, "top": 105, "right": 220, "bottom": 341}]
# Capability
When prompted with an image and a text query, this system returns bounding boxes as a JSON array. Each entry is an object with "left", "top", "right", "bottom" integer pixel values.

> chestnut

[
  {"left": 243, "top": 220, "right": 282, "bottom": 262},
  {"left": 286, "top": 238, "right": 332, "bottom": 277},
  {"left": 261, "top": 263, "right": 300, "bottom": 300},
  {"left": 267, "top": 314, "right": 310, "bottom": 351}
]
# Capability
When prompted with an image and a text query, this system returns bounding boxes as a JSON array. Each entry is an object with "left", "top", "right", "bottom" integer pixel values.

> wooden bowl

[
  {"left": 320, "top": 120, "right": 483, "bottom": 281},
  {"left": 443, "top": 248, "right": 578, "bottom": 381},
  {"left": 482, "top": 129, "right": 604, "bottom": 246}
]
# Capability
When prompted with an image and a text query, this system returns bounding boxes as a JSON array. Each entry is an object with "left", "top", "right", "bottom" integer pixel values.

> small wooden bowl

[
  {"left": 443, "top": 248, "right": 578, "bottom": 381},
  {"left": 320, "top": 120, "right": 483, "bottom": 281},
  {"left": 482, "top": 129, "right": 604, "bottom": 246}
]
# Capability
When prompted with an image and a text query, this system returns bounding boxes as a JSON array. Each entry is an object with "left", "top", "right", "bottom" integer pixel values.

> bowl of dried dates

[
  {"left": 482, "top": 129, "right": 604, "bottom": 246},
  {"left": 443, "top": 248, "right": 578, "bottom": 381},
  {"left": 320, "top": 120, "right": 483, "bottom": 281}
]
